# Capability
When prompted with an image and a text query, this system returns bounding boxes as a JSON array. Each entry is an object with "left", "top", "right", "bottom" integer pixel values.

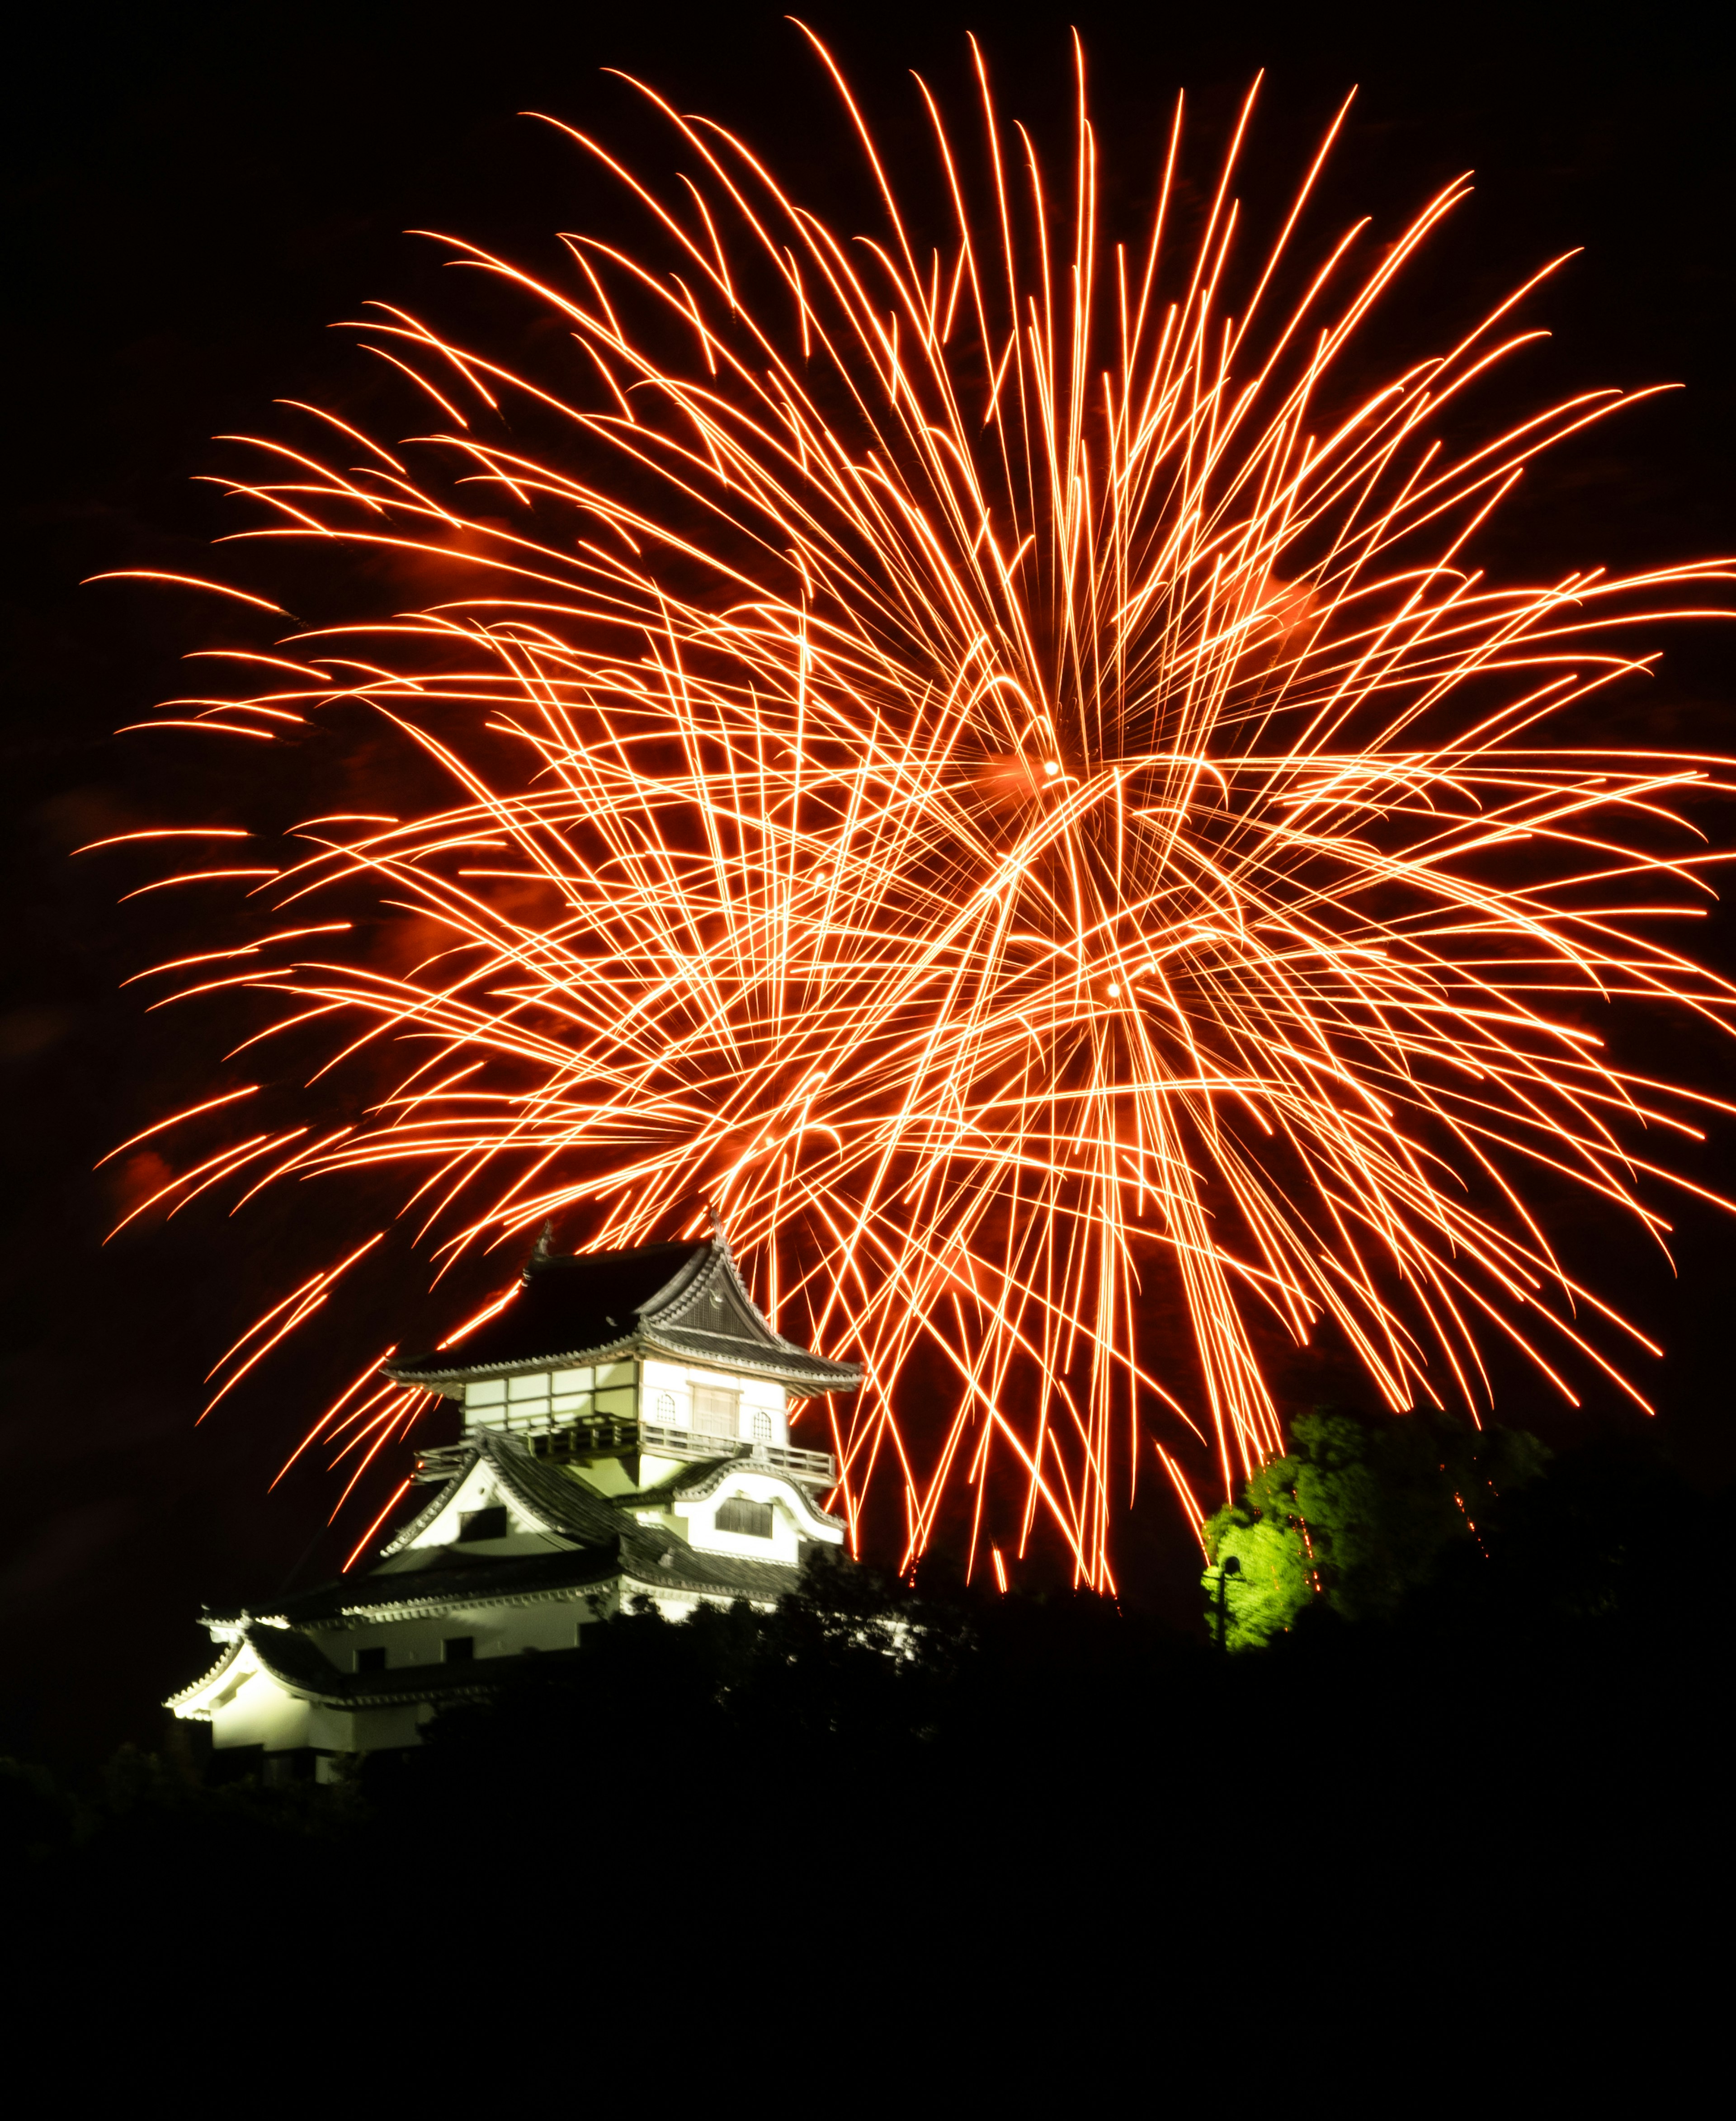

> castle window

[
  {"left": 752, "top": 1409, "right": 773, "bottom": 1445},
  {"left": 443, "top": 1636, "right": 475, "bottom": 1663},
  {"left": 458, "top": 1505, "right": 507, "bottom": 1541},
  {"left": 354, "top": 1646, "right": 386, "bottom": 1673},
  {"left": 653, "top": 1391, "right": 677, "bottom": 1422},
  {"left": 692, "top": 1385, "right": 740, "bottom": 1439},
  {"left": 716, "top": 1497, "right": 774, "bottom": 1538}
]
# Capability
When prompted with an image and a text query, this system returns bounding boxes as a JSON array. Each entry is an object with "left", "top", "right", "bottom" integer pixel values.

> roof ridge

[
  {"left": 379, "top": 1440, "right": 481, "bottom": 1557},
  {"left": 382, "top": 1235, "right": 861, "bottom": 1389},
  {"left": 480, "top": 1429, "right": 626, "bottom": 1542}
]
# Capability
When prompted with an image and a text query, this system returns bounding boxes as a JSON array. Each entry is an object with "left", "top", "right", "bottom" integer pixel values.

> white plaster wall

[
  {"left": 396, "top": 1460, "right": 543, "bottom": 1552},
  {"left": 464, "top": 1360, "right": 638, "bottom": 1435},
  {"left": 209, "top": 1661, "right": 313, "bottom": 1753},
  {"left": 345, "top": 1703, "right": 429, "bottom": 1750},
  {"left": 633, "top": 1449, "right": 695, "bottom": 1490},
  {"left": 306, "top": 1704, "right": 358, "bottom": 1753},
  {"left": 190, "top": 1575, "right": 811, "bottom": 1760},
  {"left": 459, "top": 1353, "right": 829, "bottom": 1456},
  {"left": 676, "top": 1468, "right": 840, "bottom": 1562},
  {"left": 640, "top": 1358, "right": 788, "bottom": 1443},
  {"left": 308, "top": 1589, "right": 599, "bottom": 1674},
  {"left": 572, "top": 1454, "right": 636, "bottom": 1496}
]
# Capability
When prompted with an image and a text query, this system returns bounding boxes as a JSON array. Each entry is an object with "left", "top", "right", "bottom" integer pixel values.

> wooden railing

[
  {"left": 453, "top": 1415, "right": 835, "bottom": 1487},
  {"left": 639, "top": 1423, "right": 835, "bottom": 1485}
]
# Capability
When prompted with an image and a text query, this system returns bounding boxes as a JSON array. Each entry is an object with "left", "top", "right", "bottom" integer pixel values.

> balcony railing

[
  {"left": 465, "top": 1415, "right": 834, "bottom": 1487},
  {"left": 639, "top": 1423, "right": 836, "bottom": 1486}
]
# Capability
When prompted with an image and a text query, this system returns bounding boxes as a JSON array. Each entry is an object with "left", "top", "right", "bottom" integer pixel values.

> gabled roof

[
  {"left": 378, "top": 1428, "right": 624, "bottom": 1557},
  {"left": 621, "top": 1454, "right": 847, "bottom": 1533},
  {"left": 178, "top": 1621, "right": 587, "bottom": 1711},
  {"left": 384, "top": 1236, "right": 860, "bottom": 1395},
  {"left": 202, "top": 1430, "right": 819, "bottom": 1632},
  {"left": 167, "top": 1636, "right": 243, "bottom": 1712}
]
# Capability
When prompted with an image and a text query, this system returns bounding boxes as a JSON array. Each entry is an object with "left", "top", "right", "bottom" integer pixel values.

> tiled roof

[
  {"left": 206, "top": 1428, "right": 807, "bottom": 1635},
  {"left": 209, "top": 1530, "right": 804, "bottom": 1629},
  {"left": 620, "top": 1454, "right": 848, "bottom": 1532},
  {"left": 614, "top": 1455, "right": 740, "bottom": 1506},
  {"left": 200, "top": 1427, "right": 812, "bottom": 1672},
  {"left": 384, "top": 1237, "right": 860, "bottom": 1393},
  {"left": 217, "top": 1542, "right": 628, "bottom": 1626},
  {"left": 377, "top": 1430, "right": 623, "bottom": 1557},
  {"left": 243, "top": 1623, "right": 594, "bottom": 1708},
  {"left": 641, "top": 1325, "right": 856, "bottom": 1387},
  {"left": 166, "top": 1638, "right": 241, "bottom": 1711},
  {"left": 619, "top": 1541, "right": 807, "bottom": 1602},
  {"left": 488, "top": 1437, "right": 631, "bottom": 1543},
  {"left": 389, "top": 1240, "right": 706, "bottom": 1378}
]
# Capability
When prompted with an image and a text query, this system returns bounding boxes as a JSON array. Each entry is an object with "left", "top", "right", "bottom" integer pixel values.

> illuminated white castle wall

[{"left": 169, "top": 1234, "right": 859, "bottom": 1780}]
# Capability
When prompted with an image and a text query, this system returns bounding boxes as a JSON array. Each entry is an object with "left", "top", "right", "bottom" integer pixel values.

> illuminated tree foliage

[{"left": 1203, "top": 1408, "right": 1550, "bottom": 1646}]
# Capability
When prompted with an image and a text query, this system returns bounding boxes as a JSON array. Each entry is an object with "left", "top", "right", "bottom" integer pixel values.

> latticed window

[
  {"left": 716, "top": 1496, "right": 774, "bottom": 1538},
  {"left": 752, "top": 1410, "right": 773, "bottom": 1445},
  {"left": 653, "top": 1391, "right": 676, "bottom": 1422},
  {"left": 692, "top": 1385, "right": 740, "bottom": 1438}
]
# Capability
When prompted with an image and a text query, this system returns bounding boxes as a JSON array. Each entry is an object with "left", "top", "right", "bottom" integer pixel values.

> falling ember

[{"left": 91, "top": 34, "right": 1736, "bottom": 1591}]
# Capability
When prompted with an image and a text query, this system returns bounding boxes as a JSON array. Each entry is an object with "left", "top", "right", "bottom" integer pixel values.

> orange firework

[{"left": 90, "top": 35, "right": 1735, "bottom": 1590}]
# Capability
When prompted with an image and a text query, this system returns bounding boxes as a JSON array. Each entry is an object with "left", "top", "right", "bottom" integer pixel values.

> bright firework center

[{"left": 169, "top": 1235, "right": 859, "bottom": 1780}]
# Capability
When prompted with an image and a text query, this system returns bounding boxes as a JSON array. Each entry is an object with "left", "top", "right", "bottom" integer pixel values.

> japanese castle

[{"left": 170, "top": 1232, "right": 860, "bottom": 1780}]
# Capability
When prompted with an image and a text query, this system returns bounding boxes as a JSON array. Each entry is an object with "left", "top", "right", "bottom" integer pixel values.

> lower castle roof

[
  {"left": 201, "top": 1428, "right": 815, "bottom": 1642},
  {"left": 205, "top": 1531, "right": 806, "bottom": 1632}
]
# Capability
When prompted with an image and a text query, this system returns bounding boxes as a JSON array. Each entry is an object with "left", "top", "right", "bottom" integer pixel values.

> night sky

[{"left": 5, "top": 0, "right": 1732, "bottom": 1763}]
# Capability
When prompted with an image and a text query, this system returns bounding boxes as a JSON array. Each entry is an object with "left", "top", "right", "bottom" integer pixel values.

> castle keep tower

[{"left": 169, "top": 1235, "right": 860, "bottom": 1779}]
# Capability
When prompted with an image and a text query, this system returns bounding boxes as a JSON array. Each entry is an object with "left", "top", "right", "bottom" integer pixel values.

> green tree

[
  {"left": 1203, "top": 1408, "right": 1549, "bottom": 1647},
  {"left": 1200, "top": 1504, "right": 1313, "bottom": 1648}
]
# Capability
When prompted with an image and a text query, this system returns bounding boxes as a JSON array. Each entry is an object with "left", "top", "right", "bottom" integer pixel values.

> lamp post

[{"left": 1214, "top": 1554, "right": 1241, "bottom": 1651}]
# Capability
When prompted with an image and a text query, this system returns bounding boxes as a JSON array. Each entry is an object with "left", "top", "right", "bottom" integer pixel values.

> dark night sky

[{"left": 4, "top": 0, "right": 1733, "bottom": 1762}]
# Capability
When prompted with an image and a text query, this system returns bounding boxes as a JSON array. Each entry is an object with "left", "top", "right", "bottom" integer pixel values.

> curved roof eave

[
  {"left": 384, "top": 1328, "right": 859, "bottom": 1395},
  {"left": 382, "top": 1236, "right": 861, "bottom": 1394},
  {"left": 628, "top": 1455, "right": 848, "bottom": 1531},
  {"left": 165, "top": 1637, "right": 243, "bottom": 1712},
  {"left": 382, "top": 1333, "right": 636, "bottom": 1388},
  {"left": 640, "top": 1329, "right": 860, "bottom": 1390}
]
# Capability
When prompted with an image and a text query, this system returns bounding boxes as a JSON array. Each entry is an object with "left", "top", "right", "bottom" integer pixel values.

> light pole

[{"left": 1214, "top": 1553, "right": 1241, "bottom": 1651}]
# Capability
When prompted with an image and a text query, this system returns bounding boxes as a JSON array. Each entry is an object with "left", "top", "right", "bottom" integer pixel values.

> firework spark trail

[{"left": 91, "top": 35, "right": 1736, "bottom": 1588}]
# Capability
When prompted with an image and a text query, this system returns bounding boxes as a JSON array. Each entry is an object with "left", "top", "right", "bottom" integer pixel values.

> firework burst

[{"left": 91, "top": 34, "right": 1735, "bottom": 1588}]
